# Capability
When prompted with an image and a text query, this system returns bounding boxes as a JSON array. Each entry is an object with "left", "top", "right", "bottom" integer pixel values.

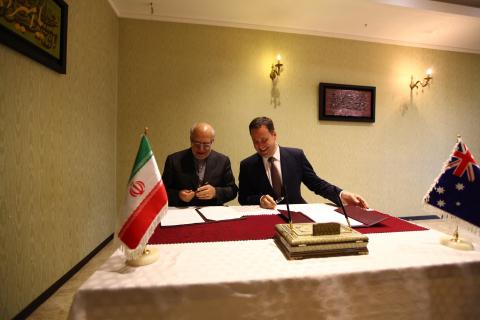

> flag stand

[
  {"left": 440, "top": 225, "right": 473, "bottom": 251},
  {"left": 126, "top": 246, "right": 160, "bottom": 267},
  {"left": 118, "top": 127, "right": 168, "bottom": 266}
]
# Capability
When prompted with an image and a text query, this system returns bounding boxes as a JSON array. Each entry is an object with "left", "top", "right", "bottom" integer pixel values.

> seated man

[
  {"left": 238, "top": 116, "right": 368, "bottom": 209},
  {"left": 163, "top": 122, "right": 238, "bottom": 207}
]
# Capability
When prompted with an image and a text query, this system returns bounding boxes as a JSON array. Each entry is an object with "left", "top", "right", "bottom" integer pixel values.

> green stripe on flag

[{"left": 129, "top": 135, "right": 153, "bottom": 181}]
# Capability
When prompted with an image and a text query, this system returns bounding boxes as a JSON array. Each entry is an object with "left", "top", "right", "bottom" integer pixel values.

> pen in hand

[
  {"left": 196, "top": 181, "right": 215, "bottom": 200},
  {"left": 196, "top": 181, "right": 209, "bottom": 191}
]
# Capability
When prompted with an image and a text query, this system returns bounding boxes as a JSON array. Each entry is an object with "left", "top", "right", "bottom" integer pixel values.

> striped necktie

[{"left": 268, "top": 156, "right": 282, "bottom": 200}]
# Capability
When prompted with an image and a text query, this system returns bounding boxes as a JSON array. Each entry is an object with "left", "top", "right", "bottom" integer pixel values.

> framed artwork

[
  {"left": 319, "top": 83, "right": 375, "bottom": 122},
  {"left": 0, "top": 0, "right": 68, "bottom": 74}
]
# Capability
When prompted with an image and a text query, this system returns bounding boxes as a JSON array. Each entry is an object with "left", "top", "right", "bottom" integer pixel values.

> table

[{"left": 69, "top": 206, "right": 480, "bottom": 320}]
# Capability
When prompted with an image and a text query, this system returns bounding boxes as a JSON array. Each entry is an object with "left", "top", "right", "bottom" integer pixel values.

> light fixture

[
  {"left": 410, "top": 68, "right": 433, "bottom": 91},
  {"left": 150, "top": 2, "right": 154, "bottom": 15},
  {"left": 269, "top": 54, "right": 283, "bottom": 80}
]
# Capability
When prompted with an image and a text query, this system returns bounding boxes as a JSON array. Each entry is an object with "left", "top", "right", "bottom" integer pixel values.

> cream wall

[
  {"left": 118, "top": 19, "right": 480, "bottom": 217},
  {"left": 0, "top": 1, "right": 118, "bottom": 319}
]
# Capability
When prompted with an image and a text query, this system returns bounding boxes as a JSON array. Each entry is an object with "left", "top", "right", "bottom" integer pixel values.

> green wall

[{"left": 0, "top": 1, "right": 118, "bottom": 318}]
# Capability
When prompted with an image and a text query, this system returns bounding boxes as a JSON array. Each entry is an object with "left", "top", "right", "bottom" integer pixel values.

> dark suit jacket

[
  {"left": 238, "top": 146, "right": 341, "bottom": 205},
  {"left": 162, "top": 148, "right": 238, "bottom": 207}
]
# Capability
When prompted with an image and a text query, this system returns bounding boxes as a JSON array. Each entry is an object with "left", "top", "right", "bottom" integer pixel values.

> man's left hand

[
  {"left": 340, "top": 191, "right": 369, "bottom": 209},
  {"left": 196, "top": 184, "right": 216, "bottom": 200}
]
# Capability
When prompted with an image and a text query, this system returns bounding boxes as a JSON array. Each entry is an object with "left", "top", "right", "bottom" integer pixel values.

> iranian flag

[{"left": 118, "top": 134, "right": 168, "bottom": 259}]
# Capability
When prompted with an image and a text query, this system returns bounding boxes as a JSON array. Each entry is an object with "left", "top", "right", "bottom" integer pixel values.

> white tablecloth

[{"left": 69, "top": 227, "right": 480, "bottom": 319}]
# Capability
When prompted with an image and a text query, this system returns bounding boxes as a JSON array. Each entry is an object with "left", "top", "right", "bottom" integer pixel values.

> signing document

[
  {"left": 161, "top": 207, "right": 205, "bottom": 226},
  {"left": 197, "top": 206, "right": 243, "bottom": 221},
  {"left": 232, "top": 206, "right": 279, "bottom": 216},
  {"left": 277, "top": 203, "right": 364, "bottom": 227}
]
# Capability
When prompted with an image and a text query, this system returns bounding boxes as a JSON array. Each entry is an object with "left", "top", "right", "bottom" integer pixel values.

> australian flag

[{"left": 424, "top": 138, "right": 480, "bottom": 228}]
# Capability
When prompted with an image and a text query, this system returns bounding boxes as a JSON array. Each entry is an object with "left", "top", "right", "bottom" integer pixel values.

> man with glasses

[
  {"left": 163, "top": 122, "right": 238, "bottom": 206},
  {"left": 239, "top": 116, "right": 368, "bottom": 209}
]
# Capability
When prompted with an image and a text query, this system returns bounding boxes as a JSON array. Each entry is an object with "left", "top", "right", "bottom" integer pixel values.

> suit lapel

[
  {"left": 279, "top": 147, "right": 289, "bottom": 189},
  {"left": 182, "top": 149, "right": 199, "bottom": 188},
  {"left": 203, "top": 151, "right": 217, "bottom": 185}
]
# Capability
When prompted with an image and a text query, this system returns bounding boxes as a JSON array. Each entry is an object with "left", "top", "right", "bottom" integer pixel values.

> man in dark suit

[
  {"left": 238, "top": 117, "right": 368, "bottom": 209},
  {"left": 163, "top": 122, "right": 238, "bottom": 207}
]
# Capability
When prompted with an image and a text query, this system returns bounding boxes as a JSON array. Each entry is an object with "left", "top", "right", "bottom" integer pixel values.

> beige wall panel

[
  {"left": 0, "top": 1, "right": 118, "bottom": 318},
  {"left": 118, "top": 19, "right": 480, "bottom": 217}
]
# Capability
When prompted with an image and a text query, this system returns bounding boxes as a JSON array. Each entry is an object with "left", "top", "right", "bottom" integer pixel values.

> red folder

[{"left": 335, "top": 205, "right": 389, "bottom": 227}]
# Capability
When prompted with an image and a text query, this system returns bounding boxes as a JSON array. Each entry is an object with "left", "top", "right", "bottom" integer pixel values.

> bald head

[
  {"left": 190, "top": 122, "right": 215, "bottom": 160},
  {"left": 190, "top": 122, "right": 215, "bottom": 140}
]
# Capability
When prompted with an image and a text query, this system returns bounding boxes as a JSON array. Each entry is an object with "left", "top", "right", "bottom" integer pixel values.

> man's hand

[
  {"left": 260, "top": 194, "right": 276, "bottom": 209},
  {"left": 195, "top": 184, "right": 216, "bottom": 200},
  {"left": 179, "top": 189, "right": 195, "bottom": 203},
  {"left": 340, "top": 191, "right": 369, "bottom": 209}
]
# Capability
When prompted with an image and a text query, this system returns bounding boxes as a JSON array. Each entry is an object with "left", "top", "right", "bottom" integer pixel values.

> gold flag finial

[{"left": 144, "top": 127, "right": 149, "bottom": 136}]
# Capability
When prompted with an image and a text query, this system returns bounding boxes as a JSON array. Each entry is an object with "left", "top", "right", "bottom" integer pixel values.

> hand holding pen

[
  {"left": 195, "top": 181, "right": 216, "bottom": 200},
  {"left": 260, "top": 195, "right": 284, "bottom": 209},
  {"left": 178, "top": 189, "right": 195, "bottom": 202}
]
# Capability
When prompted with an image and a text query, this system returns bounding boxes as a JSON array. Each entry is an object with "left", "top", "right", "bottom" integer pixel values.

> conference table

[{"left": 69, "top": 204, "right": 480, "bottom": 320}]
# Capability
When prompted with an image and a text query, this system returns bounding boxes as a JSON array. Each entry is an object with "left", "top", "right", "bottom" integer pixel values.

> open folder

[
  {"left": 335, "top": 205, "right": 388, "bottom": 227},
  {"left": 161, "top": 206, "right": 244, "bottom": 227}
]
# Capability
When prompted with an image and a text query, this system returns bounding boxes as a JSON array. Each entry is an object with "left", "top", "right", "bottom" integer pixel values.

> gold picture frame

[{"left": 0, "top": 0, "right": 68, "bottom": 73}]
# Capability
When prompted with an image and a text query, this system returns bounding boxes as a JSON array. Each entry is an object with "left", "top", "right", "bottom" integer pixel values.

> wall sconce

[
  {"left": 269, "top": 54, "right": 283, "bottom": 80},
  {"left": 410, "top": 68, "right": 433, "bottom": 91}
]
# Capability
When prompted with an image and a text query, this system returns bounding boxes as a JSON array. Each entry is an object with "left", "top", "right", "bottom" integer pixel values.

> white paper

[
  {"left": 197, "top": 206, "right": 244, "bottom": 221},
  {"left": 231, "top": 205, "right": 279, "bottom": 216},
  {"left": 161, "top": 207, "right": 205, "bottom": 226},
  {"left": 276, "top": 203, "right": 364, "bottom": 227}
]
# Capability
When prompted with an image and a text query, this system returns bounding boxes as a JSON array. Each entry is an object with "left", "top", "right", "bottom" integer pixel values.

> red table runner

[{"left": 149, "top": 211, "right": 427, "bottom": 245}]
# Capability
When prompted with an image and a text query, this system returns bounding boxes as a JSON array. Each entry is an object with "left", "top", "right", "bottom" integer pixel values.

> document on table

[
  {"left": 276, "top": 203, "right": 364, "bottom": 227},
  {"left": 231, "top": 205, "right": 279, "bottom": 216},
  {"left": 161, "top": 207, "right": 205, "bottom": 226},
  {"left": 197, "top": 206, "right": 244, "bottom": 221}
]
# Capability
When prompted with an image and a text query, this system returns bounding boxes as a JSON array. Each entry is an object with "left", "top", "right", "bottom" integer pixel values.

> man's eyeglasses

[{"left": 191, "top": 141, "right": 213, "bottom": 149}]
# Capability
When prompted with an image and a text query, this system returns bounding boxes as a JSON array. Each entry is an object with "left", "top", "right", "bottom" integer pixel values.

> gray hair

[{"left": 190, "top": 122, "right": 215, "bottom": 140}]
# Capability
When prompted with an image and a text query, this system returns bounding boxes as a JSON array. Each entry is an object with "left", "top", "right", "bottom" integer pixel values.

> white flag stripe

[{"left": 123, "top": 156, "right": 161, "bottom": 215}]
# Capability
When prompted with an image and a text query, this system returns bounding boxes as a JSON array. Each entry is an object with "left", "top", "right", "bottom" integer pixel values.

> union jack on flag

[
  {"left": 446, "top": 140, "right": 477, "bottom": 182},
  {"left": 423, "top": 138, "right": 480, "bottom": 228}
]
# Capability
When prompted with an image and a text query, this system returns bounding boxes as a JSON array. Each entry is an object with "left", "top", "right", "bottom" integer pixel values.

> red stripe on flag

[
  {"left": 450, "top": 148, "right": 477, "bottom": 182},
  {"left": 118, "top": 182, "right": 168, "bottom": 249}
]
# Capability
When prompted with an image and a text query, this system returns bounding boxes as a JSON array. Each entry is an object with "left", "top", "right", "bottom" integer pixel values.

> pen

[
  {"left": 197, "top": 181, "right": 209, "bottom": 188},
  {"left": 196, "top": 181, "right": 209, "bottom": 193},
  {"left": 336, "top": 193, "right": 352, "bottom": 229}
]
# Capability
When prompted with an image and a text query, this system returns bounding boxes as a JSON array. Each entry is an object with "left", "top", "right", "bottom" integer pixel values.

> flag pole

[
  {"left": 438, "top": 133, "right": 474, "bottom": 251},
  {"left": 142, "top": 127, "right": 151, "bottom": 259}
]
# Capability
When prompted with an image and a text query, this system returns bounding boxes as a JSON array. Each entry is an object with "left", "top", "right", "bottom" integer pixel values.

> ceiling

[{"left": 108, "top": 0, "right": 480, "bottom": 54}]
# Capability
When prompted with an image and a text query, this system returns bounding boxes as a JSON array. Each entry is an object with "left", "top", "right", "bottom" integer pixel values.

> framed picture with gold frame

[
  {"left": 319, "top": 83, "right": 375, "bottom": 122},
  {"left": 0, "top": 0, "right": 68, "bottom": 74}
]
